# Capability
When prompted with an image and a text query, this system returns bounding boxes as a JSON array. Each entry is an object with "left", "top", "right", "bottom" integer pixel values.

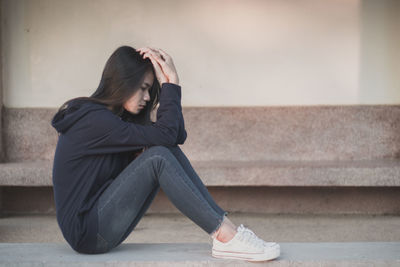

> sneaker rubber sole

[{"left": 212, "top": 244, "right": 280, "bottom": 262}]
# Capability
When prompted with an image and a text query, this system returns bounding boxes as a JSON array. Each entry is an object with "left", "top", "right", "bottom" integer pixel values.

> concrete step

[
  {"left": 0, "top": 242, "right": 399, "bottom": 266},
  {"left": 2, "top": 185, "right": 400, "bottom": 215},
  {"left": 1, "top": 160, "right": 399, "bottom": 215},
  {"left": 1, "top": 213, "right": 399, "bottom": 243},
  {"left": 1, "top": 159, "right": 400, "bottom": 187}
]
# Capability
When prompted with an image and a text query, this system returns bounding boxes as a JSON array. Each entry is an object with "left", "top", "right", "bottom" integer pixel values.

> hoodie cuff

[{"left": 160, "top": 82, "right": 182, "bottom": 100}]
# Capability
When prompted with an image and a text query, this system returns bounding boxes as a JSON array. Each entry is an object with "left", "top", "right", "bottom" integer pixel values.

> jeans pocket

[{"left": 96, "top": 232, "right": 110, "bottom": 253}]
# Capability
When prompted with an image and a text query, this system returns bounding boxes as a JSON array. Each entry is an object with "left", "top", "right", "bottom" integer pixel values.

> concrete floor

[
  {"left": 1, "top": 242, "right": 400, "bottom": 266},
  {"left": 1, "top": 212, "right": 399, "bottom": 243}
]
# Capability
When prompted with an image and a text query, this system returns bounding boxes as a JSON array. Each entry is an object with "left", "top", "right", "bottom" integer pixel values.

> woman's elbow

[
  {"left": 163, "top": 130, "right": 180, "bottom": 146},
  {"left": 178, "top": 129, "right": 187, "bottom": 144}
]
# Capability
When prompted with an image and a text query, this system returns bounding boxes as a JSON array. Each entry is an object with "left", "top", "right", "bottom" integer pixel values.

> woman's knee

[
  {"left": 146, "top": 145, "right": 175, "bottom": 156},
  {"left": 139, "top": 146, "right": 179, "bottom": 169}
]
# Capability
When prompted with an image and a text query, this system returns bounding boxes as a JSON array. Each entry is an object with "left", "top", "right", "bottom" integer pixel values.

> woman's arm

[
  {"left": 80, "top": 82, "right": 183, "bottom": 156},
  {"left": 176, "top": 110, "right": 187, "bottom": 145},
  {"left": 139, "top": 47, "right": 186, "bottom": 145}
]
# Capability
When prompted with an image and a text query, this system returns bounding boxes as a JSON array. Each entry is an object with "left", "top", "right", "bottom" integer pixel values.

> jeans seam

[
  {"left": 96, "top": 232, "right": 109, "bottom": 252},
  {"left": 159, "top": 154, "right": 224, "bottom": 233},
  {"left": 97, "top": 154, "right": 162, "bottom": 215},
  {"left": 168, "top": 146, "right": 228, "bottom": 219}
]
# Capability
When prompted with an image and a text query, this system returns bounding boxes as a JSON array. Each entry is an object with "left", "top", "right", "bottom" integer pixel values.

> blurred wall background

[{"left": 1, "top": 0, "right": 399, "bottom": 108}]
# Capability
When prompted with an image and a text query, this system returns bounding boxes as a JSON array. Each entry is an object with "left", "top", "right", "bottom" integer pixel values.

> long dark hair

[{"left": 54, "top": 45, "right": 160, "bottom": 125}]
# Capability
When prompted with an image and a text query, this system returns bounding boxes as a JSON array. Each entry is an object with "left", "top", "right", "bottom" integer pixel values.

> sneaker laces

[
  {"left": 236, "top": 224, "right": 264, "bottom": 248},
  {"left": 239, "top": 224, "right": 278, "bottom": 248},
  {"left": 238, "top": 224, "right": 266, "bottom": 246}
]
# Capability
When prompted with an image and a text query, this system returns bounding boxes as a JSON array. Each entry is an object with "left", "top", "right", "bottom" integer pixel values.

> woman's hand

[
  {"left": 132, "top": 146, "right": 147, "bottom": 159},
  {"left": 137, "top": 47, "right": 180, "bottom": 86}
]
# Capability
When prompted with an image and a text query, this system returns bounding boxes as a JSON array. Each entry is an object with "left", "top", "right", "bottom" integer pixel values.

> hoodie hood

[{"left": 51, "top": 100, "right": 106, "bottom": 134}]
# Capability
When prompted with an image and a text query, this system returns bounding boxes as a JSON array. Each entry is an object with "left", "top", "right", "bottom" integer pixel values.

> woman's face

[{"left": 123, "top": 71, "right": 154, "bottom": 114}]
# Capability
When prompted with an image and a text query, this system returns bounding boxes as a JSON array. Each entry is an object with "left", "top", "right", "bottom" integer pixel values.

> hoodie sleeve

[
  {"left": 81, "top": 83, "right": 186, "bottom": 155},
  {"left": 150, "top": 105, "right": 187, "bottom": 146},
  {"left": 176, "top": 111, "right": 187, "bottom": 145}
]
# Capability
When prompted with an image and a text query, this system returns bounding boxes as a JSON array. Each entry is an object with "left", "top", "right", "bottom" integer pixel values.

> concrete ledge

[
  {"left": 197, "top": 159, "right": 400, "bottom": 186},
  {"left": 0, "top": 242, "right": 399, "bottom": 266},
  {"left": 1, "top": 159, "right": 400, "bottom": 187},
  {"left": 3, "top": 106, "right": 400, "bottom": 162},
  {"left": 0, "top": 160, "right": 52, "bottom": 186}
]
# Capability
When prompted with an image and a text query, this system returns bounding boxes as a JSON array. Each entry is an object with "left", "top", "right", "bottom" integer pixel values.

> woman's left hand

[
  {"left": 133, "top": 146, "right": 147, "bottom": 158},
  {"left": 137, "top": 47, "right": 179, "bottom": 85}
]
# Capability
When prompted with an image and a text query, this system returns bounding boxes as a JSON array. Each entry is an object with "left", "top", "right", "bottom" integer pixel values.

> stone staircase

[
  {"left": 1, "top": 105, "right": 399, "bottom": 265},
  {"left": 1, "top": 105, "right": 399, "bottom": 214}
]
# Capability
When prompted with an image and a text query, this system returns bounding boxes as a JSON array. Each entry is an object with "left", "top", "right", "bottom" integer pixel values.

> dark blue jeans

[{"left": 95, "top": 145, "right": 228, "bottom": 253}]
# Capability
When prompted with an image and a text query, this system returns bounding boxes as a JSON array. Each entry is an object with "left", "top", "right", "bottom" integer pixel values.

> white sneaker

[{"left": 211, "top": 224, "right": 280, "bottom": 262}]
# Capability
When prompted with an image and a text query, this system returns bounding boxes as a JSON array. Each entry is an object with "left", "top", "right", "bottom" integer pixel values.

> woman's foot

[
  {"left": 212, "top": 224, "right": 280, "bottom": 262},
  {"left": 210, "top": 216, "right": 280, "bottom": 262}
]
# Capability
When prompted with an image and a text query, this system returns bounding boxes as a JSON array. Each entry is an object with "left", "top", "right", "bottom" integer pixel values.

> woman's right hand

[{"left": 137, "top": 47, "right": 180, "bottom": 86}]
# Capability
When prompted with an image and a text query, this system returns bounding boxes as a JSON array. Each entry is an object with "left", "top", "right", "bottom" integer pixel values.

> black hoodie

[{"left": 51, "top": 83, "right": 186, "bottom": 254}]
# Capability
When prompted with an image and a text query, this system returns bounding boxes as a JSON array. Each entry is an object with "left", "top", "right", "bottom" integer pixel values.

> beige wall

[
  {"left": 359, "top": 0, "right": 400, "bottom": 103},
  {"left": 1, "top": 0, "right": 399, "bottom": 108}
]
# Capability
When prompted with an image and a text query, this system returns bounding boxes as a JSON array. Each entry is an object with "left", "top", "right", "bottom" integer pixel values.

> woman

[{"left": 50, "top": 45, "right": 280, "bottom": 262}]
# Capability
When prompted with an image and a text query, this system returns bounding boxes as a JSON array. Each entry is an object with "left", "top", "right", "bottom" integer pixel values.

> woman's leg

[
  {"left": 165, "top": 145, "right": 228, "bottom": 219},
  {"left": 94, "top": 145, "right": 228, "bottom": 253},
  {"left": 165, "top": 145, "right": 237, "bottom": 239}
]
